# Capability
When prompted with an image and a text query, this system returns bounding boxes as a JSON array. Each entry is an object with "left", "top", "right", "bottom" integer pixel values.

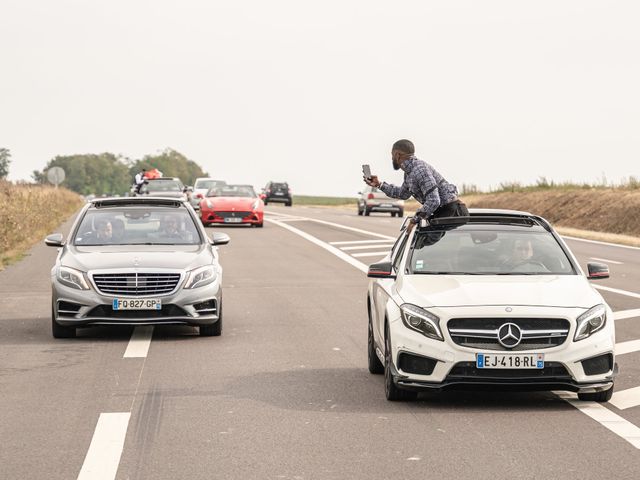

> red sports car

[{"left": 199, "top": 184, "right": 264, "bottom": 227}]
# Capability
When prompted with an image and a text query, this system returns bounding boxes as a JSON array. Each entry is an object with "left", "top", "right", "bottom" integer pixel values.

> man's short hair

[{"left": 392, "top": 139, "right": 415, "bottom": 155}]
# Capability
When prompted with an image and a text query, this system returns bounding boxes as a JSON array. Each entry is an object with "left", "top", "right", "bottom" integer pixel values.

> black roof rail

[
  {"left": 92, "top": 198, "right": 183, "bottom": 208},
  {"left": 427, "top": 213, "right": 552, "bottom": 232}
]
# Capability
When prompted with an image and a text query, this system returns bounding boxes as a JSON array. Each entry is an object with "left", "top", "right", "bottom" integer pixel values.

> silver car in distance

[{"left": 45, "top": 197, "right": 230, "bottom": 338}]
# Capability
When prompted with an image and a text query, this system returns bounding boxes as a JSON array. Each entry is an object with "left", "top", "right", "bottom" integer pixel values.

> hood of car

[
  {"left": 204, "top": 197, "right": 257, "bottom": 210},
  {"left": 63, "top": 245, "right": 211, "bottom": 272},
  {"left": 396, "top": 275, "right": 602, "bottom": 308}
]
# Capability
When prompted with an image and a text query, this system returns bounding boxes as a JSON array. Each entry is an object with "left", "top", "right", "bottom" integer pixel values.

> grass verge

[{"left": 0, "top": 181, "right": 84, "bottom": 270}]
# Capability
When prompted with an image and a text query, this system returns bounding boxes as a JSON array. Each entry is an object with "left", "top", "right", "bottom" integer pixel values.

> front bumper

[
  {"left": 52, "top": 277, "right": 222, "bottom": 327},
  {"left": 366, "top": 201, "right": 403, "bottom": 212},
  {"left": 387, "top": 309, "right": 617, "bottom": 394},
  {"left": 201, "top": 210, "right": 263, "bottom": 225}
]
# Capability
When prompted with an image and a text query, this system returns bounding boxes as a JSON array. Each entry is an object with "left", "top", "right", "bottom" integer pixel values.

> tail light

[{"left": 367, "top": 193, "right": 375, "bottom": 200}]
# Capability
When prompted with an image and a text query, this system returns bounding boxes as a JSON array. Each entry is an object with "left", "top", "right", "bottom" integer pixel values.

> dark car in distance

[{"left": 262, "top": 181, "right": 292, "bottom": 206}]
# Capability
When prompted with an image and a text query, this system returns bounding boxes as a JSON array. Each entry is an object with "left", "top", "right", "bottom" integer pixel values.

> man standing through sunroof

[{"left": 364, "top": 139, "right": 468, "bottom": 232}]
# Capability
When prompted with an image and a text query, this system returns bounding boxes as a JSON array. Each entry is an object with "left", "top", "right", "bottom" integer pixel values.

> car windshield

[
  {"left": 142, "top": 180, "right": 182, "bottom": 192},
  {"left": 195, "top": 179, "right": 225, "bottom": 190},
  {"left": 271, "top": 183, "right": 288, "bottom": 190},
  {"left": 74, "top": 207, "right": 201, "bottom": 246},
  {"left": 408, "top": 227, "right": 575, "bottom": 275},
  {"left": 209, "top": 185, "right": 256, "bottom": 198}
]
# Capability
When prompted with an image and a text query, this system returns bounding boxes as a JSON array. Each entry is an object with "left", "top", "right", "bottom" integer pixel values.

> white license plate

[
  {"left": 380, "top": 204, "right": 392, "bottom": 207},
  {"left": 112, "top": 298, "right": 161, "bottom": 310},
  {"left": 224, "top": 217, "right": 243, "bottom": 223},
  {"left": 275, "top": 192, "right": 284, "bottom": 195},
  {"left": 476, "top": 353, "right": 544, "bottom": 369}
]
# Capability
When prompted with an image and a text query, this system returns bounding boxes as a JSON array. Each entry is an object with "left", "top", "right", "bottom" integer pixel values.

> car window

[
  {"left": 408, "top": 228, "right": 575, "bottom": 275},
  {"left": 209, "top": 185, "right": 256, "bottom": 197},
  {"left": 392, "top": 234, "right": 409, "bottom": 272},
  {"left": 142, "top": 180, "right": 182, "bottom": 192},
  {"left": 195, "top": 179, "right": 224, "bottom": 190},
  {"left": 74, "top": 208, "right": 201, "bottom": 245}
]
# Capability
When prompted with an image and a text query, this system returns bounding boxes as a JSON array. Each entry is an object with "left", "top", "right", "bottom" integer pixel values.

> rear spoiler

[{"left": 93, "top": 198, "right": 183, "bottom": 208}]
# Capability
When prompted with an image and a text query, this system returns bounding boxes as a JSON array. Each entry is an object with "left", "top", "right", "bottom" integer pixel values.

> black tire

[
  {"left": 384, "top": 323, "right": 417, "bottom": 401},
  {"left": 368, "top": 303, "right": 384, "bottom": 374},
  {"left": 51, "top": 305, "right": 76, "bottom": 339},
  {"left": 255, "top": 222, "right": 264, "bottom": 228},
  {"left": 264, "top": 201, "right": 268, "bottom": 206},
  {"left": 578, "top": 386, "right": 614, "bottom": 402},
  {"left": 390, "top": 212, "right": 396, "bottom": 217},
  {"left": 358, "top": 207, "right": 363, "bottom": 216},
  {"left": 398, "top": 209, "right": 404, "bottom": 217},
  {"left": 200, "top": 302, "right": 222, "bottom": 336},
  {"left": 286, "top": 201, "right": 292, "bottom": 207},
  {"left": 364, "top": 208, "right": 371, "bottom": 216}
]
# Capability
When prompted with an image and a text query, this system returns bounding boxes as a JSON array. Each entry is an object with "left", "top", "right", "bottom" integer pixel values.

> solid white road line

[
  {"left": 265, "top": 218, "right": 368, "bottom": 273},
  {"left": 610, "top": 387, "right": 640, "bottom": 411},
  {"left": 77, "top": 412, "right": 131, "bottom": 480},
  {"left": 593, "top": 285, "right": 640, "bottom": 300},
  {"left": 557, "top": 394, "right": 640, "bottom": 449},
  {"left": 330, "top": 239, "right": 395, "bottom": 245},
  {"left": 613, "top": 309, "right": 640, "bottom": 321},
  {"left": 615, "top": 339, "right": 640, "bottom": 356},
  {"left": 352, "top": 252, "right": 391, "bottom": 258},
  {"left": 266, "top": 211, "right": 395, "bottom": 240},
  {"left": 562, "top": 235, "right": 640, "bottom": 251},
  {"left": 590, "top": 257, "right": 623, "bottom": 265},
  {"left": 123, "top": 326, "right": 154, "bottom": 358},
  {"left": 341, "top": 244, "right": 394, "bottom": 251}
]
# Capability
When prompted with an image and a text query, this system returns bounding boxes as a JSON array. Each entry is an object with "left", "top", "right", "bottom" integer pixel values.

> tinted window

[
  {"left": 408, "top": 228, "right": 575, "bottom": 275},
  {"left": 210, "top": 185, "right": 256, "bottom": 198},
  {"left": 195, "top": 179, "right": 226, "bottom": 190},
  {"left": 141, "top": 180, "right": 182, "bottom": 192},
  {"left": 74, "top": 208, "right": 201, "bottom": 245}
]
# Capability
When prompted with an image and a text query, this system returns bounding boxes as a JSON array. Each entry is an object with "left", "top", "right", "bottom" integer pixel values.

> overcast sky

[{"left": 1, "top": 1, "right": 638, "bottom": 196}]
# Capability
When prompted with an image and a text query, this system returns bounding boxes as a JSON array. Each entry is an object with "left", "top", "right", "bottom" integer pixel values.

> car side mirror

[
  {"left": 587, "top": 262, "right": 609, "bottom": 280},
  {"left": 45, "top": 233, "right": 64, "bottom": 247},
  {"left": 367, "top": 261, "right": 396, "bottom": 279},
  {"left": 211, "top": 232, "right": 230, "bottom": 246}
]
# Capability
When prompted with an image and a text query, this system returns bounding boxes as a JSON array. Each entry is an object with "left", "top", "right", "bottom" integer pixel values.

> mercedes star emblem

[{"left": 498, "top": 323, "right": 522, "bottom": 348}]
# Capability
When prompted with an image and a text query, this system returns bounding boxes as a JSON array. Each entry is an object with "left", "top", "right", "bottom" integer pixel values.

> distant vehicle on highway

[
  {"left": 45, "top": 197, "right": 230, "bottom": 338},
  {"left": 367, "top": 209, "right": 616, "bottom": 402},
  {"left": 357, "top": 186, "right": 404, "bottom": 217},
  {"left": 135, "top": 177, "right": 189, "bottom": 201},
  {"left": 262, "top": 181, "right": 292, "bottom": 206},
  {"left": 191, "top": 178, "right": 227, "bottom": 211},
  {"left": 199, "top": 184, "right": 264, "bottom": 228}
]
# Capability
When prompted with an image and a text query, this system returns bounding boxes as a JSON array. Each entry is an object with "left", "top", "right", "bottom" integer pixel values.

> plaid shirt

[{"left": 380, "top": 156, "right": 458, "bottom": 218}]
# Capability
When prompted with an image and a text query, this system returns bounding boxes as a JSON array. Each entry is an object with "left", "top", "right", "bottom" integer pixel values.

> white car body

[{"left": 367, "top": 209, "right": 616, "bottom": 401}]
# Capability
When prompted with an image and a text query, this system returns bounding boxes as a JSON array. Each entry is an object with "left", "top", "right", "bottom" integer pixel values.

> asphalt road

[{"left": 1, "top": 204, "right": 640, "bottom": 479}]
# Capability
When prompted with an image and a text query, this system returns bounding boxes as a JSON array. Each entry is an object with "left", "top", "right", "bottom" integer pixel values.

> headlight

[
  {"left": 184, "top": 265, "right": 217, "bottom": 289},
  {"left": 574, "top": 304, "right": 607, "bottom": 341},
  {"left": 251, "top": 199, "right": 260, "bottom": 210},
  {"left": 400, "top": 304, "right": 443, "bottom": 341},
  {"left": 206, "top": 200, "right": 213, "bottom": 209},
  {"left": 57, "top": 266, "right": 90, "bottom": 290}
]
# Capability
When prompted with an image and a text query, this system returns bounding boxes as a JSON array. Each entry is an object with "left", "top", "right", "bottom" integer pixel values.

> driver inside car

[{"left": 502, "top": 238, "right": 549, "bottom": 272}]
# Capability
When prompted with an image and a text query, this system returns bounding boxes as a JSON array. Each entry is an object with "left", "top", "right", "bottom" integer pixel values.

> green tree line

[{"left": 32, "top": 148, "right": 207, "bottom": 196}]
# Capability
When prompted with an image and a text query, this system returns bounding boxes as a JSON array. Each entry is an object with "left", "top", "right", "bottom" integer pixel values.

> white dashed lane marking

[
  {"left": 613, "top": 309, "right": 640, "bottom": 321},
  {"left": 593, "top": 285, "right": 640, "bottom": 300},
  {"left": 77, "top": 412, "right": 131, "bottom": 480},
  {"left": 330, "top": 239, "right": 396, "bottom": 245},
  {"left": 590, "top": 257, "right": 623, "bottom": 265},
  {"left": 352, "top": 252, "right": 391, "bottom": 258},
  {"left": 610, "top": 387, "right": 640, "bottom": 411},
  {"left": 615, "top": 339, "right": 640, "bottom": 356},
  {"left": 123, "top": 326, "right": 153, "bottom": 358},
  {"left": 340, "top": 244, "right": 394, "bottom": 251}
]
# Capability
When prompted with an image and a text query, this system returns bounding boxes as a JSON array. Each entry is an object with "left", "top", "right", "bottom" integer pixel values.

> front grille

[
  {"left": 448, "top": 318, "right": 570, "bottom": 351},
  {"left": 447, "top": 361, "right": 571, "bottom": 381},
  {"left": 92, "top": 272, "right": 181, "bottom": 296},
  {"left": 213, "top": 211, "right": 251, "bottom": 219},
  {"left": 87, "top": 304, "right": 188, "bottom": 319}
]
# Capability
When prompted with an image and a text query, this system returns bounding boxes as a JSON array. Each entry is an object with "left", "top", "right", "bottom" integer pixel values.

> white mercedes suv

[{"left": 367, "top": 209, "right": 616, "bottom": 402}]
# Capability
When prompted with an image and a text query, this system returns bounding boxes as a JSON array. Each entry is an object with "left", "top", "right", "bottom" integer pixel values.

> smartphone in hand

[{"left": 362, "top": 164, "right": 372, "bottom": 180}]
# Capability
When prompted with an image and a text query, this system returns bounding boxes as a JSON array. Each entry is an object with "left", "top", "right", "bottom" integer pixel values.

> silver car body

[
  {"left": 46, "top": 197, "right": 229, "bottom": 337},
  {"left": 357, "top": 186, "right": 404, "bottom": 217}
]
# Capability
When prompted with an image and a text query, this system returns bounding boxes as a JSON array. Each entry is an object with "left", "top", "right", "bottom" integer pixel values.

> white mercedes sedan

[{"left": 367, "top": 209, "right": 616, "bottom": 402}]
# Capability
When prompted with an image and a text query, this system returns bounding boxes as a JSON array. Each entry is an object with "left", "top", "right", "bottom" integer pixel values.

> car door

[{"left": 372, "top": 232, "right": 410, "bottom": 345}]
